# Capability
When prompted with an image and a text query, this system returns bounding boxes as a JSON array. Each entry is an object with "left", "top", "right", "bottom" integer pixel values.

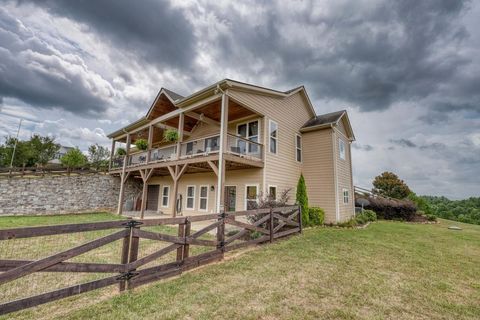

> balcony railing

[
  {"left": 226, "top": 133, "right": 263, "bottom": 161},
  {"left": 113, "top": 134, "right": 263, "bottom": 170}
]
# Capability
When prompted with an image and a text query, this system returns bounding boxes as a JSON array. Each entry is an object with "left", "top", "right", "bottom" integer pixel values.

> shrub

[
  {"left": 296, "top": 174, "right": 309, "bottom": 226},
  {"left": 426, "top": 214, "right": 437, "bottom": 222},
  {"left": 362, "top": 209, "right": 377, "bottom": 222},
  {"left": 135, "top": 139, "right": 148, "bottom": 150},
  {"left": 356, "top": 196, "right": 417, "bottom": 221},
  {"left": 308, "top": 207, "right": 325, "bottom": 226}
]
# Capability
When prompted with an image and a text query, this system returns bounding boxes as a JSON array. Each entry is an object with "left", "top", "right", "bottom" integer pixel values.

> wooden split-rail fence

[{"left": 0, "top": 205, "right": 301, "bottom": 315}]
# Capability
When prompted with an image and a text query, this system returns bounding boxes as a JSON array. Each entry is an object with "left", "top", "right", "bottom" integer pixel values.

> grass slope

[{"left": 2, "top": 216, "right": 480, "bottom": 319}]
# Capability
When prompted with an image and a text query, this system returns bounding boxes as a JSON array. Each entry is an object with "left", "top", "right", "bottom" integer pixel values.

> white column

[{"left": 216, "top": 93, "right": 228, "bottom": 212}]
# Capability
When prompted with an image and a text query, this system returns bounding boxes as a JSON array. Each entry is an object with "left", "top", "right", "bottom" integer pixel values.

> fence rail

[{"left": 0, "top": 205, "right": 301, "bottom": 315}]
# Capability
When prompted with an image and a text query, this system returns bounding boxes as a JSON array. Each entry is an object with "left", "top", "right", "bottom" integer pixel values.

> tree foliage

[
  {"left": 420, "top": 196, "right": 480, "bottom": 225},
  {"left": 0, "top": 135, "right": 59, "bottom": 167},
  {"left": 61, "top": 148, "right": 87, "bottom": 168},
  {"left": 372, "top": 171, "right": 411, "bottom": 199},
  {"left": 296, "top": 174, "right": 309, "bottom": 226},
  {"left": 88, "top": 144, "right": 110, "bottom": 169}
]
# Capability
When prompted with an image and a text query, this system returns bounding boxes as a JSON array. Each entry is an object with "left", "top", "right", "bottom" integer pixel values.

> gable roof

[
  {"left": 108, "top": 79, "right": 321, "bottom": 138},
  {"left": 301, "top": 110, "right": 355, "bottom": 141}
]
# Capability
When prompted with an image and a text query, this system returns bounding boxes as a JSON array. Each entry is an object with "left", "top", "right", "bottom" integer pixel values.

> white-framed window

[
  {"left": 245, "top": 184, "right": 259, "bottom": 210},
  {"left": 343, "top": 188, "right": 349, "bottom": 204},
  {"left": 269, "top": 120, "right": 278, "bottom": 154},
  {"left": 161, "top": 186, "right": 170, "bottom": 208},
  {"left": 268, "top": 185, "right": 277, "bottom": 201},
  {"left": 186, "top": 185, "right": 196, "bottom": 210},
  {"left": 339, "top": 139, "right": 346, "bottom": 160},
  {"left": 199, "top": 185, "right": 209, "bottom": 211},
  {"left": 237, "top": 120, "right": 259, "bottom": 154},
  {"left": 295, "top": 134, "right": 302, "bottom": 162}
]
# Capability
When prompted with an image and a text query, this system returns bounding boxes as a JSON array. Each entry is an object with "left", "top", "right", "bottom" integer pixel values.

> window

[
  {"left": 199, "top": 185, "right": 208, "bottom": 211},
  {"left": 162, "top": 186, "right": 170, "bottom": 207},
  {"left": 343, "top": 188, "right": 349, "bottom": 204},
  {"left": 205, "top": 136, "right": 219, "bottom": 152},
  {"left": 186, "top": 185, "right": 195, "bottom": 210},
  {"left": 295, "top": 134, "right": 302, "bottom": 162},
  {"left": 268, "top": 185, "right": 277, "bottom": 201},
  {"left": 186, "top": 142, "right": 194, "bottom": 155},
  {"left": 245, "top": 185, "right": 258, "bottom": 210},
  {"left": 237, "top": 120, "right": 259, "bottom": 154},
  {"left": 339, "top": 139, "right": 346, "bottom": 160},
  {"left": 269, "top": 120, "right": 278, "bottom": 154}
]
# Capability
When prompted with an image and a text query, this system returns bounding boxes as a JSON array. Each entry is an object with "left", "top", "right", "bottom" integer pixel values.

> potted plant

[
  {"left": 163, "top": 129, "right": 179, "bottom": 143},
  {"left": 135, "top": 139, "right": 148, "bottom": 151},
  {"left": 116, "top": 147, "right": 126, "bottom": 156}
]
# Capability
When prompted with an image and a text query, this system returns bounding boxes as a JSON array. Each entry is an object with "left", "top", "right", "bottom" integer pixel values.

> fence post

[
  {"left": 298, "top": 205, "right": 303, "bottom": 234},
  {"left": 269, "top": 207, "right": 274, "bottom": 243},
  {"left": 176, "top": 218, "right": 187, "bottom": 261},
  {"left": 183, "top": 217, "right": 191, "bottom": 259},
  {"left": 217, "top": 209, "right": 225, "bottom": 255},
  {"left": 119, "top": 218, "right": 132, "bottom": 292},
  {"left": 126, "top": 227, "right": 139, "bottom": 290}
]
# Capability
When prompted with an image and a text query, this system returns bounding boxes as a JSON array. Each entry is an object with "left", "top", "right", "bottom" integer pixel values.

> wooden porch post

[
  {"left": 176, "top": 113, "right": 184, "bottom": 160},
  {"left": 147, "top": 125, "right": 153, "bottom": 163},
  {"left": 140, "top": 169, "right": 154, "bottom": 219},
  {"left": 109, "top": 139, "right": 116, "bottom": 171},
  {"left": 215, "top": 92, "right": 229, "bottom": 213},
  {"left": 117, "top": 134, "right": 130, "bottom": 215}
]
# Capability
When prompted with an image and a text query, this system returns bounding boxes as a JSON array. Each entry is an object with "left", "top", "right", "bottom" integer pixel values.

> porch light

[{"left": 210, "top": 186, "right": 215, "bottom": 192}]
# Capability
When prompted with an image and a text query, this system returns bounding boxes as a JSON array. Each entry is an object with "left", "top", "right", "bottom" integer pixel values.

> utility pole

[{"left": 9, "top": 119, "right": 23, "bottom": 168}]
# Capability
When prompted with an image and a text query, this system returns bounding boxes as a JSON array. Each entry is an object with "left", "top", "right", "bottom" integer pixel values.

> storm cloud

[{"left": 0, "top": 0, "right": 479, "bottom": 198}]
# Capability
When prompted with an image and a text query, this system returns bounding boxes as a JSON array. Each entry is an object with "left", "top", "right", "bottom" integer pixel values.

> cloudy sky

[{"left": 0, "top": 0, "right": 479, "bottom": 198}]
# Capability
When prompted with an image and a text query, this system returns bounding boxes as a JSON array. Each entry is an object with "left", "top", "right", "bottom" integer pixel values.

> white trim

[
  {"left": 198, "top": 185, "right": 209, "bottom": 212},
  {"left": 295, "top": 133, "right": 302, "bottom": 163},
  {"left": 332, "top": 131, "right": 340, "bottom": 222},
  {"left": 224, "top": 184, "right": 237, "bottom": 212},
  {"left": 236, "top": 118, "right": 261, "bottom": 155},
  {"left": 342, "top": 188, "right": 349, "bottom": 204},
  {"left": 244, "top": 184, "right": 259, "bottom": 210},
  {"left": 268, "top": 119, "right": 278, "bottom": 155},
  {"left": 268, "top": 185, "right": 277, "bottom": 200},
  {"left": 161, "top": 185, "right": 170, "bottom": 208},
  {"left": 185, "top": 185, "right": 196, "bottom": 210}
]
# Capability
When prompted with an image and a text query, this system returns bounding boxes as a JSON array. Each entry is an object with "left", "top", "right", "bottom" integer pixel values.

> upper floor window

[
  {"left": 296, "top": 134, "right": 302, "bottom": 162},
  {"left": 269, "top": 120, "right": 278, "bottom": 154},
  {"left": 339, "top": 139, "right": 346, "bottom": 160},
  {"left": 237, "top": 120, "right": 259, "bottom": 154}
]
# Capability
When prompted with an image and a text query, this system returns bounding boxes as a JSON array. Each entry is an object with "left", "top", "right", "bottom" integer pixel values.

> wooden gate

[{"left": 0, "top": 205, "right": 301, "bottom": 315}]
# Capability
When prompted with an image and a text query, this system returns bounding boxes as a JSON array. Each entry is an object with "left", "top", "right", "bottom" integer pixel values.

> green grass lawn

[{"left": 1, "top": 215, "right": 480, "bottom": 319}]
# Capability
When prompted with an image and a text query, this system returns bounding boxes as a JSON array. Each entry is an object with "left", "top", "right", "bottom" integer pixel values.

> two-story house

[{"left": 107, "top": 79, "right": 355, "bottom": 223}]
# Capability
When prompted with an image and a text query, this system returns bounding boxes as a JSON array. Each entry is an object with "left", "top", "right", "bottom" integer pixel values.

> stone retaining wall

[{"left": 0, "top": 174, "right": 141, "bottom": 215}]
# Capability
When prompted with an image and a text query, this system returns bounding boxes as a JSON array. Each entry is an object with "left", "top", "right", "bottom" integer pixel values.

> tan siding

[
  {"left": 302, "top": 129, "right": 337, "bottom": 223},
  {"left": 228, "top": 90, "right": 312, "bottom": 203},
  {"left": 148, "top": 168, "right": 263, "bottom": 216},
  {"left": 335, "top": 129, "right": 355, "bottom": 221}
]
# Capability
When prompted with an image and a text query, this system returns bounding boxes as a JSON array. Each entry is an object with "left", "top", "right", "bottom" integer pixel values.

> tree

[
  {"left": 88, "top": 144, "right": 110, "bottom": 169},
  {"left": 61, "top": 148, "right": 87, "bottom": 169},
  {"left": 0, "top": 136, "right": 34, "bottom": 167},
  {"left": 29, "top": 134, "right": 60, "bottom": 166},
  {"left": 372, "top": 171, "right": 411, "bottom": 199},
  {"left": 296, "top": 174, "right": 309, "bottom": 226}
]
